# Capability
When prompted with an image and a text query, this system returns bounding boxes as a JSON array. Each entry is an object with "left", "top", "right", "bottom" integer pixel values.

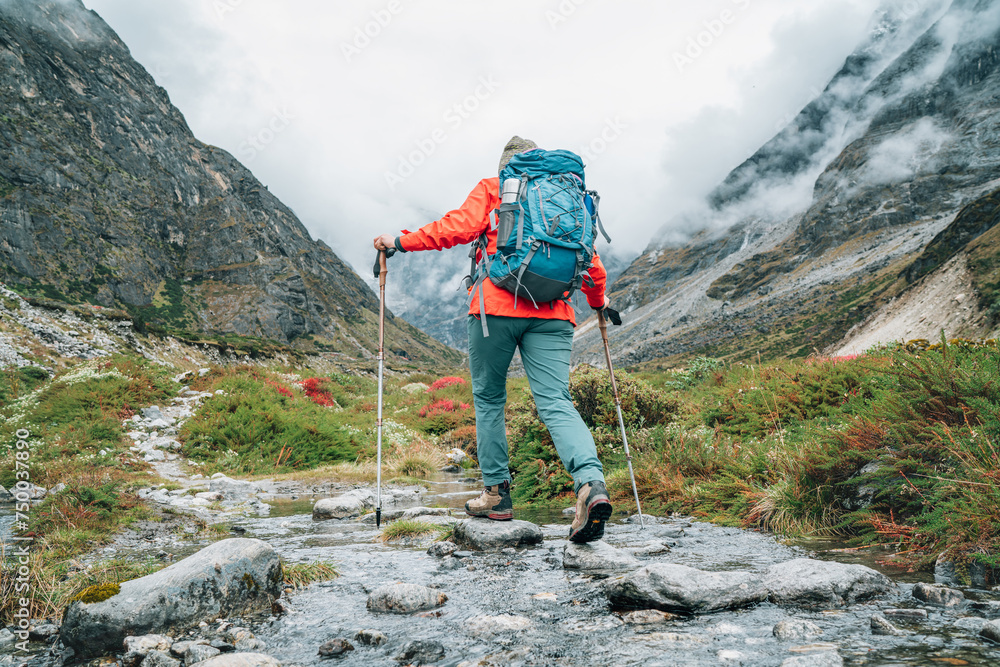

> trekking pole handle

[{"left": 372, "top": 248, "right": 396, "bottom": 283}]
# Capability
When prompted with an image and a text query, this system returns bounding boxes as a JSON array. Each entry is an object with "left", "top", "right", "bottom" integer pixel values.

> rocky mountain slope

[
  {"left": 578, "top": 0, "right": 1000, "bottom": 366},
  {"left": 0, "top": 1, "right": 460, "bottom": 366}
]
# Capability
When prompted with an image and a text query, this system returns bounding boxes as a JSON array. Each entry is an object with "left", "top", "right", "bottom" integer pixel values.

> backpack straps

[
  {"left": 587, "top": 191, "right": 612, "bottom": 244},
  {"left": 515, "top": 174, "right": 529, "bottom": 250},
  {"left": 463, "top": 234, "right": 493, "bottom": 337}
]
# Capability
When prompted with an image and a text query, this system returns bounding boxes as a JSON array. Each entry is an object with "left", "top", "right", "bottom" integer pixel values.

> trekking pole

[
  {"left": 598, "top": 309, "right": 644, "bottom": 528},
  {"left": 372, "top": 248, "right": 395, "bottom": 528}
]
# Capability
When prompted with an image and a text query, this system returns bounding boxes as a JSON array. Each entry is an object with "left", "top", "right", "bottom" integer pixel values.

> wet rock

[
  {"left": 446, "top": 448, "right": 467, "bottom": 465},
  {"left": 209, "top": 476, "right": 260, "bottom": 500},
  {"left": 912, "top": 582, "right": 964, "bottom": 607},
  {"left": 627, "top": 540, "right": 672, "bottom": 557},
  {"left": 883, "top": 608, "right": 927, "bottom": 619},
  {"left": 187, "top": 654, "right": 281, "bottom": 667},
  {"left": 142, "top": 650, "right": 180, "bottom": 667},
  {"left": 871, "top": 615, "right": 906, "bottom": 636},
  {"left": 313, "top": 492, "right": 372, "bottom": 520},
  {"left": 773, "top": 619, "right": 823, "bottom": 641},
  {"left": 620, "top": 609, "right": 677, "bottom": 625},
  {"left": 122, "top": 635, "right": 173, "bottom": 664},
  {"left": 980, "top": 619, "right": 1000, "bottom": 644},
  {"left": 953, "top": 616, "right": 987, "bottom": 633},
  {"left": 934, "top": 554, "right": 1000, "bottom": 588},
  {"left": 466, "top": 614, "right": 532, "bottom": 635},
  {"left": 170, "top": 641, "right": 209, "bottom": 657},
  {"left": 226, "top": 628, "right": 265, "bottom": 651},
  {"left": 60, "top": 539, "right": 281, "bottom": 660},
  {"left": 317, "top": 639, "right": 354, "bottom": 658},
  {"left": 780, "top": 652, "right": 843, "bottom": 667},
  {"left": 185, "top": 644, "right": 221, "bottom": 664},
  {"left": 0, "top": 628, "right": 14, "bottom": 646},
  {"left": 0, "top": 485, "right": 11, "bottom": 502},
  {"left": 562, "top": 506, "right": 576, "bottom": 515},
  {"left": 764, "top": 558, "right": 893, "bottom": 606},
  {"left": 395, "top": 640, "right": 445, "bottom": 664},
  {"left": 354, "top": 629, "right": 387, "bottom": 646},
  {"left": 28, "top": 622, "right": 59, "bottom": 640},
  {"left": 604, "top": 563, "right": 767, "bottom": 614},
  {"left": 427, "top": 542, "right": 458, "bottom": 558},
  {"left": 440, "top": 464, "right": 462, "bottom": 473},
  {"left": 563, "top": 540, "right": 640, "bottom": 572},
  {"left": 366, "top": 583, "right": 447, "bottom": 614},
  {"left": 209, "top": 639, "right": 235, "bottom": 652},
  {"left": 452, "top": 518, "right": 543, "bottom": 551},
  {"left": 625, "top": 514, "right": 663, "bottom": 525}
]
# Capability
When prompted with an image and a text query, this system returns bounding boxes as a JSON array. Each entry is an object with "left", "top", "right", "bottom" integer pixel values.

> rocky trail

[
  {"left": 6, "top": 478, "right": 1000, "bottom": 665},
  {"left": 4, "top": 389, "right": 1000, "bottom": 666}
]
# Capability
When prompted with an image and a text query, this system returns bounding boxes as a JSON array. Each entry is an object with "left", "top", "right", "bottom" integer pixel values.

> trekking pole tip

[{"left": 375, "top": 508, "right": 381, "bottom": 528}]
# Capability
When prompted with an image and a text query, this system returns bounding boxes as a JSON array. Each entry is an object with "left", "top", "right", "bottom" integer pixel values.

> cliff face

[
  {"left": 0, "top": 1, "right": 460, "bottom": 365},
  {"left": 581, "top": 0, "right": 1000, "bottom": 365}
]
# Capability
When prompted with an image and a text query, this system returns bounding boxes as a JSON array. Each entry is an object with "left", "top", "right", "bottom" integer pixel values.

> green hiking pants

[{"left": 467, "top": 315, "right": 604, "bottom": 493}]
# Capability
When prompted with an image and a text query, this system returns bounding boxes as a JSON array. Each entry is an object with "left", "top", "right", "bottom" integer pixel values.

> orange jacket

[{"left": 397, "top": 177, "right": 607, "bottom": 326}]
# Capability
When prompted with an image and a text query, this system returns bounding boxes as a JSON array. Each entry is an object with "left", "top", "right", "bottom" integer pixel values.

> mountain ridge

[
  {"left": 578, "top": 0, "right": 1000, "bottom": 366},
  {"left": 0, "top": 0, "right": 460, "bottom": 367}
]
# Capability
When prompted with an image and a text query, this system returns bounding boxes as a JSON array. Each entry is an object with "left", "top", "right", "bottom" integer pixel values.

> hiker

[{"left": 373, "top": 136, "right": 613, "bottom": 543}]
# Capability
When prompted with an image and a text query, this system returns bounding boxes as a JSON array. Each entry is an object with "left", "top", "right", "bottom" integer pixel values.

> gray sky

[{"left": 81, "top": 0, "right": 884, "bottom": 272}]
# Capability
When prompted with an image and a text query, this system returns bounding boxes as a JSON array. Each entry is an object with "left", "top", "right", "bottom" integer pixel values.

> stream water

[
  {"left": 246, "top": 474, "right": 1000, "bottom": 667},
  {"left": 2, "top": 473, "right": 998, "bottom": 666}
]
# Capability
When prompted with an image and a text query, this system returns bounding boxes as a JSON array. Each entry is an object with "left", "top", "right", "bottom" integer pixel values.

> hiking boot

[
  {"left": 465, "top": 480, "right": 513, "bottom": 521},
  {"left": 568, "top": 480, "right": 612, "bottom": 543}
]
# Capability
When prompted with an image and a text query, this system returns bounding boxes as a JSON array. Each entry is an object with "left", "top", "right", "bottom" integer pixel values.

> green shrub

[
  {"left": 180, "top": 373, "right": 367, "bottom": 475},
  {"left": 570, "top": 365, "right": 677, "bottom": 430},
  {"left": 702, "top": 357, "right": 868, "bottom": 438},
  {"left": 508, "top": 367, "right": 675, "bottom": 504}
]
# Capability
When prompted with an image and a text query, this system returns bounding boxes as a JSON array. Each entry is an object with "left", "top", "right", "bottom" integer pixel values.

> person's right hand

[{"left": 373, "top": 233, "right": 395, "bottom": 251}]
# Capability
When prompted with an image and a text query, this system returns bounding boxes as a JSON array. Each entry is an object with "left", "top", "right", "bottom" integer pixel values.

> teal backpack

[{"left": 465, "top": 149, "right": 610, "bottom": 335}]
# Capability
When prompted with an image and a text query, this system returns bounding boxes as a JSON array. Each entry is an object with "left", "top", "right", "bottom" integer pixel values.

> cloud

[
  {"left": 862, "top": 117, "right": 952, "bottom": 185},
  {"left": 647, "top": 0, "right": 962, "bottom": 251},
  {"left": 79, "top": 0, "right": 897, "bottom": 272}
]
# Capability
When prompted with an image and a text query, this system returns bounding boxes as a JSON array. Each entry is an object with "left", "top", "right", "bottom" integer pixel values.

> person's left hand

[{"left": 373, "top": 233, "right": 395, "bottom": 251}]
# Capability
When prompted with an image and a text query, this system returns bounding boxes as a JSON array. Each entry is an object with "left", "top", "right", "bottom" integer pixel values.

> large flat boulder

[
  {"left": 60, "top": 539, "right": 281, "bottom": 660},
  {"left": 763, "top": 558, "right": 893, "bottom": 606},
  {"left": 313, "top": 492, "right": 371, "bottom": 520},
  {"left": 367, "top": 583, "right": 447, "bottom": 614},
  {"left": 604, "top": 563, "right": 767, "bottom": 614},
  {"left": 452, "top": 519, "right": 543, "bottom": 551},
  {"left": 563, "top": 540, "right": 640, "bottom": 572}
]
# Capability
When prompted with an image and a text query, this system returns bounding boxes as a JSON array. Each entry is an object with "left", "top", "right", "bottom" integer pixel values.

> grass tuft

[{"left": 281, "top": 559, "right": 339, "bottom": 588}]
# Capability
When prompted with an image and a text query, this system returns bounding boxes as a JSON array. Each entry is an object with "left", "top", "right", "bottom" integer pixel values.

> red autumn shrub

[
  {"left": 418, "top": 399, "right": 470, "bottom": 417},
  {"left": 266, "top": 380, "right": 294, "bottom": 397},
  {"left": 299, "top": 377, "right": 336, "bottom": 407},
  {"left": 428, "top": 376, "right": 466, "bottom": 392}
]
